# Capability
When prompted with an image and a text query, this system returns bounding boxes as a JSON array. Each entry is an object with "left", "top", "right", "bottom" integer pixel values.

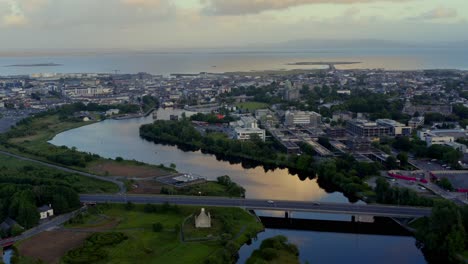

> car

[
  {"left": 267, "top": 200, "right": 275, "bottom": 204},
  {"left": 312, "top": 202, "right": 320, "bottom": 205},
  {"left": 419, "top": 187, "right": 426, "bottom": 190}
]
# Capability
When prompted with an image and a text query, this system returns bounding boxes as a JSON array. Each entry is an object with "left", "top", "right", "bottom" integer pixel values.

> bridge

[{"left": 80, "top": 194, "right": 432, "bottom": 218}]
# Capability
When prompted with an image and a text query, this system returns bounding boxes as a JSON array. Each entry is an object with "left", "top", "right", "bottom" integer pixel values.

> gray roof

[
  {"left": 0, "top": 217, "right": 19, "bottom": 231},
  {"left": 37, "top": 205, "right": 52, "bottom": 213}
]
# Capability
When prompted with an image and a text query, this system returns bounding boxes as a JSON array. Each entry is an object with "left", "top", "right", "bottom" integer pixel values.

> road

[
  {"left": 0, "top": 207, "right": 86, "bottom": 246},
  {"left": 0, "top": 150, "right": 125, "bottom": 193},
  {"left": 80, "top": 194, "right": 432, "bottom": 218}
]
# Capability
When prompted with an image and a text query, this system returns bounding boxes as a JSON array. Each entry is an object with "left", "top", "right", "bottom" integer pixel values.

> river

[{"left": 49, "top": 108, "right": 427, "bottom": 264}]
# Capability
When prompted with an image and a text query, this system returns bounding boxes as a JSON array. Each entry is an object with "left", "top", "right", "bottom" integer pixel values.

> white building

[
  {"left": 231, "top": 116, "right": 266, "bottom": 141},
  {"left": 195, "top": 208, "right": 211, "bottom": 228},
  {"left": 235, "top": 127, "right": 266, "bottom": 141},
  {"left": 105, "top": 109, "right": 120, "bottom": 116},
  {"left": 284, "top": 111, "right": 322, "bottom": 127},
  {"left": 38, "top": 205, "right": 54, "bottom": 220}
]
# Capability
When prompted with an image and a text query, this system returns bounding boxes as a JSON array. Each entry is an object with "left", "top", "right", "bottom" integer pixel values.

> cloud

[
  {"left": 3, "top": 13, "right": 27, "bottom": 26},
  {"left": 200, "top": 0, "right": 411, "bottom": 15},
  {"left": 410, "top": 6, "right": 457, "bottom": 20},
  {"left": 121, "top": 0, "right": 161, "bottom": 7}
]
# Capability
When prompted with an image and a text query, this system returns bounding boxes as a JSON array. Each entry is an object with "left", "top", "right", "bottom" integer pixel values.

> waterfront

[
  {"left": 50, "top": 108, "right": 345, "bottom": 202},
  {"left": 2, "top": 48, "right": 468, "bottom": 76},
  {"left": 49, "top": 109, "right": 428, "bottom": 263}
]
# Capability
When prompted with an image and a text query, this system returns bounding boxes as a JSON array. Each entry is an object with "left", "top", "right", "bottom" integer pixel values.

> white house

[
  {"left": 195, "top": 208, "right": 211, "bottom": 228},
  {"left": 38, "top": 205, "right": 54, "bottom": 220}
]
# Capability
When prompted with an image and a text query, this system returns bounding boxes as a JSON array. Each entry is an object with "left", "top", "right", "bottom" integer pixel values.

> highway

[{"left": 80, "top": 194, "right": 432, "bottom": 218}]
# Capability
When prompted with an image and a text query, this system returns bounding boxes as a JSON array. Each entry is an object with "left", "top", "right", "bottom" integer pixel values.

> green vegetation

[
  {"left": 63, "top": 204, "right": 263, "bottom": 264},
  {"left": 140, "top": 95, "right": 159, "bottom": 113},
  {"left": 246, "top": 235, "right": 300, "bottom": 264},
  {"left": 415, "top": 202, "right": 468, "bottom": 263},
  {"left": 161, "top": 176, "right": 246, "bottom": 197},
  {"left": 0, "top": 154, "right": 117, "bottom": 234},
  {"left": 235, "top": 101, "right": 269, "bottom": 112},
  {"left": 374, "top": 178, "right": 434, "bottom": 207},
  {"left": 437, "top": 177, "right": 454, "bottom": 191},
  {"left": 0, "top": 104, "right": 174, "bottom": 177},
  {"left": 317, "top": 155, "right": 379, "bottom": 199},
  {"left": 62, "top": 232, "right": 128, "bottom": 264},
  {"left": 385, "top": 136, "right": 463, "bottom": 168},
  {"left": 140, "top": 119, "right": 315, "bottom": 172}
]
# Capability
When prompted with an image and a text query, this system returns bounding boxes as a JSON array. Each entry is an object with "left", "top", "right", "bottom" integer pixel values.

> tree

[
  {"left": 125, "top": 202, "right": 135, "bottom": 211},
  {"left": 438, "top": 178, "right": 454, "bottom": 191},
  {"left": 385, "top": 156, "right": 399, "bottom": 170},
  {"left": 397, "top": 152, "right": 409, "bottom": 167}
]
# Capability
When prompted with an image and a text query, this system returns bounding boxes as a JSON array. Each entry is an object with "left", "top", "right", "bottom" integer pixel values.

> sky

[{"left": 0, "top": 0, "right": 467, "bottom": 51}]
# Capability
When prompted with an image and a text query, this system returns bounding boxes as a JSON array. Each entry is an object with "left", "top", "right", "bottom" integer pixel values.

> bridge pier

[{"left": 284, "top": 211, "right": 293, "bottom": 220}]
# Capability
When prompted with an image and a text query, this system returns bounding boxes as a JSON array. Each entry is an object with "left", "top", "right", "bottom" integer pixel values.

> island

[{"left": 5, "top": 63, "right": 63, "bottom": 67}]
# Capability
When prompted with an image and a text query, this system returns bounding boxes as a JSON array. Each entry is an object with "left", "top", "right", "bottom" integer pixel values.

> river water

[{"left": 49, "top": 108, "right": 427, "bottom": 263}]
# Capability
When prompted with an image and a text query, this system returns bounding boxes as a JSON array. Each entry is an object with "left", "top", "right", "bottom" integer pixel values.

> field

[
  {"left": 87, "top": 160, "right": 172, "bottom": 178},
  {"left": 17, "top": 204, "right": 263, "bottom": 264},
  {"left": 17, "top": 231, "right": 91, "bottom": 264},
  {"left": 0, "top": 153, "right": 119, "bottom": 193},
  {"left": 235, "top": 102, "right": 269, "bottom": 111}
]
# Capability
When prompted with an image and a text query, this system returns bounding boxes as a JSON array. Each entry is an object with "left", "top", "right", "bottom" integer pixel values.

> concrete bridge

[{"left": 80, "top": 194, "right": 432, "bottom": 218}]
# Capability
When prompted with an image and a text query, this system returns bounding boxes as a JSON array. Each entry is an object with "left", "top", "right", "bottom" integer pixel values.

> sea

[{"left": 1, "top": 48, "right": 467, "bottom": 76}]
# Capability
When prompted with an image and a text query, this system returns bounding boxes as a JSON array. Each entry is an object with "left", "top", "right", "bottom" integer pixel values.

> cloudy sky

[{"left": 0, "top": 0, "right": 466, "bottom": 51}]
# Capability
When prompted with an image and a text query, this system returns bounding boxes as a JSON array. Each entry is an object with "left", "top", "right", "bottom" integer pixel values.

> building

[
  {"left": 235, "top": 127, "right": 266, "bottom": 141},
  {"left": 403, "top": 102, "right": 452, "bottom": 116},
  {"left": 284, "top": 111, "right": 322, "bottom": 127},
  {"left": 346, "top": 119, "right": 390, "bottom": 138},
  {"left": 408, "top": 116, "right": 425, "bottom": 129},
  {"left": 195, "top": 208, "right": 211, "bottom": 228},
  {"left": 105, "top": 109, "right": 120, "bottom": 116},
  {"left": 376, "top": 119, "right": 412, "bottom": 137},
  {"left": 38, "top": 205, "right": 54, "bottom": 220},
  {"left": 346, "top": 137, "right": 371, "bottom": 152},
  {"left": 325, "top": 126, "right": 347, "bottom": 138},
  {"left": 231, "top": 116, "right": 266, "bottom": 141},
  {"left": 418, "top": 129, "right": 468, "bottom": 146},
  {"left": 0, "top": 218, "right": 22, "bottom": 235},
  {"left": 332, "top": 111, "right": 353, "bottom": 122}
]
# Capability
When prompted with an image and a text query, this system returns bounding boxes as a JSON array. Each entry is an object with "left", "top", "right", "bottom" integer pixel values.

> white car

[{"left": 267, "top": 200, "right": 275, "bottom": 204}]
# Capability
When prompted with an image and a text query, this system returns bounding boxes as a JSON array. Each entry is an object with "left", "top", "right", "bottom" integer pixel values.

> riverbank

[
  {"left": 15, "top": 204, "right": 263, "bottom": 264},
  {"left": 0, "top": 112, "right": 174, "bottom": 180}
]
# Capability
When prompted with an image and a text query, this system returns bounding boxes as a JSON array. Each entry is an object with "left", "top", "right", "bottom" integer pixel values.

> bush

[{"left": 152, "top": 222, "right": 163, "bottom": 232}]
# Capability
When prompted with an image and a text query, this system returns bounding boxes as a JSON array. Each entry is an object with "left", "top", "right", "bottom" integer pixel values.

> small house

[
  {"left": 38, "top": 205, "right": 54, "bottom": 220},
  {"left": 195, "top": 208, "right": 211, "bottom": 228}
]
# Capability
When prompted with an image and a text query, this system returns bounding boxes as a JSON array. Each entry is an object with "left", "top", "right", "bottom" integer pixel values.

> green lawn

[
  {"left": 235, "top": 102, "right": 269, "bottom": 111},
  {"left": 0, "top": 153, "right": 118, "bottom": 193},
  {"left": 64, "top": 204, "right": 263, "bottom": 264}
]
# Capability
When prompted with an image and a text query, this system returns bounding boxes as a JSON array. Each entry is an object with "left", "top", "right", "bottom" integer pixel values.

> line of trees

[{"left": 139, "top": 119, "right": 314, "bottom": 172}]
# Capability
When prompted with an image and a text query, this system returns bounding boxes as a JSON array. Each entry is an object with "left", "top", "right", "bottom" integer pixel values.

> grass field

[
  {"left": 38, "top": 204, "right": 263, "bottom": 264},
  {"left": 0, "top": 153, "right": 119, "bottom": 193},
  {"left": 235, "top": 102, "right": 269, "bottom": 111}
]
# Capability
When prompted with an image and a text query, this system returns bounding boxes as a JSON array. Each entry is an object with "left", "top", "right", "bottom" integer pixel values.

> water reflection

[
  {"left": 49, "top": 109, "right": 347, "bottom": 202},
  {"left": 237, "top": 229, "right": 426, "bottom": 264}
]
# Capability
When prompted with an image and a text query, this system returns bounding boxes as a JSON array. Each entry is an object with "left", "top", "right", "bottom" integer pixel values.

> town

[{"left": 1, "top": 67, "right": 468, "bottom": 263}]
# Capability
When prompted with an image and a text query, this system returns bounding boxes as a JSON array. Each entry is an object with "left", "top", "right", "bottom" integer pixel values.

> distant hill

[{"left": 250, "top": 38, "right": 468, "bottom": 50}]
